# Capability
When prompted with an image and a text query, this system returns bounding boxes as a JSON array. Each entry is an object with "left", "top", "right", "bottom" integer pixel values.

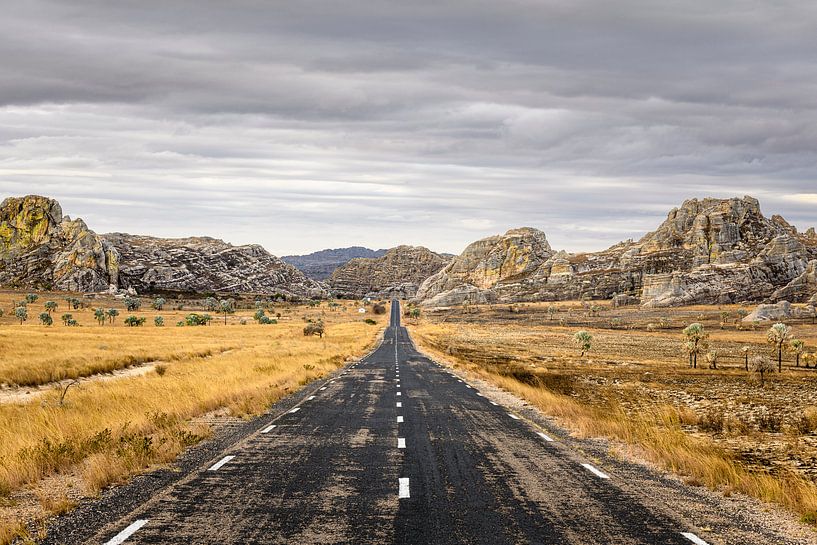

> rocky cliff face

[
  {"left": 0, "top": 195, "right": 119, "bottom": 291},
  {"left": 103, "top": 233, "right": 325, "bottom": 298},
  {"left": 0, "top": 195, "right": 324, "bottom": 297},
  {"left": 416, "top": 197, "right": 817, "bottom": 307},
  {"left": 282, "top": 247, "right": 387, "bottom": 280},
  {"left": 329, "top": 245, "right": 450, "bottom": 298}
]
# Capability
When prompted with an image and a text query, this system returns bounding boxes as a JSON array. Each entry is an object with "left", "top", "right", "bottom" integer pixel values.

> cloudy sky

[{"left": 1, "top": 1, "right": 816, "bottom": 255}]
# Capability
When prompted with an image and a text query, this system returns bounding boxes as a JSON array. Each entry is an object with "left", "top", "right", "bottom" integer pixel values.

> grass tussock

[{"left": 412, "top": 322, "right": 817, "bottom": 524}]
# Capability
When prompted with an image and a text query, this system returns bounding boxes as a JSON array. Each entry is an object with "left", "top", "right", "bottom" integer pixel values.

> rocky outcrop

[
  {"left": 0, "top": 195, "right": 118, "bottom": 291},
  {"left": 771, "top": 260, "right": 817, "bottom": 303},
  {"left": 743, "top": 301, "right": 793, "bottom": 322},
  {"left": 0, "top": 195, "right": 325, "bottom": 297},
  {"left": 103, "top": 233, "right": 325, "bottom": 298},
  {"left": 282, "top": 247, "right": 387, "bottom": 280},
  {"left": 329, "top": 245, "right": 450, "bottom": 299},
  {"left": 416, "top": 197, "right": 817, "bottom": 307}
]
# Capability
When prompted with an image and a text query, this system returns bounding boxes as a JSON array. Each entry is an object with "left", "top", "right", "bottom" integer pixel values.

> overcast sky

[{"left": 1, "top": 1, "right": 816, "bottom": 255}]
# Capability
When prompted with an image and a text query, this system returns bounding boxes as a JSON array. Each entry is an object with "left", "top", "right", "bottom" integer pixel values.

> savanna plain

[
  {"left": 406, "top": 300, "right": 817, "bottom": 531},
  {"left": 0, "top": 291, "right": 384, "bottom": 544}
]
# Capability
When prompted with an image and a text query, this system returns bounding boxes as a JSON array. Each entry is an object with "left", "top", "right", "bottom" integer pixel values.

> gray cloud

[{"left": 1, "top": 0, "right": 816, "bottom": 255}]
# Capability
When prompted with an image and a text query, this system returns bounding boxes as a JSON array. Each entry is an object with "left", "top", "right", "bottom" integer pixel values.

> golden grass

[
  {"left": 0, "top": 298, "right": 384, "bottom": 542},
  {"left": 411, "top": 320, "right": 817, "bottom": 523}
]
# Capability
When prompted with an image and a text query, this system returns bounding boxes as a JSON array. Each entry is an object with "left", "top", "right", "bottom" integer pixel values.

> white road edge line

[
  {"left": 104, "top": 519, "right": 148, "bottom": 545},
  {"left": 681, "top": 533, "right": 711, "bottom": 545},
  {"left": 261, "top": 424, "right": 277, "bottom": 434},
  {"left": 536, "top": 431, "right": 554, "bottom": 442},
  {"left": 208, "top": 455, "right": 235, "bottom": 472},
  {"left": 581, "top": 463, "right": 610, "bottom": 479},
  {"left": 398, "top": 437, "right": 406, "bottom": 449},
  {"left": 289, "top": 407, "right": 301, "bottom": 414},
  {"left": 397, "top": 416, "right": 404, "bottom": 423},
  {"left": 398, "top": 477, "right": 410, "bottom": 498},
  {"left": 508, "top": 413, "right": 520, "bottom": 420}
]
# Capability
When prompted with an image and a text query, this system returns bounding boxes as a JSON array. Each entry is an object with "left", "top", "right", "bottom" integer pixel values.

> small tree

[
  {"left": 373, "top": 304, "right": 386, "bottom": 315},
  {"left": 60, "top": 313, "right": 72, "bottom": 326},
  {"left": 25, "top": 293, "right": 38, "bottom": 304},
  {"left": 204, "top": 297, "right": 218, "bottom": 312},
  {"left": 154, "top": 316, "right": 164, "bottom": 327},
  {"left": 547, "top": 305, "right": 557, "bottom": 321},
  {"left": 742, "top": 346, "right": 750, "bottom": 372},
  {"left": 254, "top": 309, "right": 266, "bottom": 322},
  {"left": 15, "top": 306, "right": 28, "bottom": 325},
  {"left": 106, "top": 308, "right": 119, "bottom": 324},
  {"left": 39, "top": 312, "right": 53, "bottom": 326},
  {"left": 804, "top": 352, "right": 816, "bottom": 369},
  {"left": 219, "top": 299, "right": 235, "bottom": 325},
  {"left": 705, "top": 350, "right": 719, "bottom": 370},
  {"left": 790, "top": 339, "right": 805, "bottom": 367},
  {"left": 410, "top": 307, "right": 421, "bottom": 319},
  {"left": 202, "top": 313, "right": 213, "bottom": 326},
  {"left": 124, "top": 315, "right": 146, "bottom": 327},
  {"left": 719, "top": 311, "right": 729, "bottom": 329},
  {"left": 304, "top": 322, "right": 325, "bottom": 338},
  {"left": 44, "top": 301, "right": 57, "bottom": 314},
  {"left": 152, "top": 297, "right": 166, "bottom": 311},
  {"left": 751, "top": 354, "right": 775, "bottom": 387},
  {"left": 683, "top": 323, "right": 708, "bottom": 369},
  {"left": 125, "top": 297, "right": 141, "bottom": 312},
  {"left": 69, "top": 297, "right": 81, "bottom": 310},
  {"left": 589, "top": 304, "right": 601, "bottom": 317},
  {"left": 94, "top": 308, "right": 106, "bottom": 325},
  {"left": 767, "top": 323, "right": 792, "bottom": 372},
  {"left": 573, "top": 330, "right": 593, "bottom": 358}
]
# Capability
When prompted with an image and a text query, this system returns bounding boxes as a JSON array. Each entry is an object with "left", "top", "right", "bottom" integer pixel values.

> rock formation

[
  {"left": 0, "top": 195, "right": 324, "bottom": 298},
  {"left": 743, "top": 301, "right": 793, "bottom": 322},
  {"left": 416, "top": 197, "right": 817, "bottom": 307},
  {"left": 0, "top": 195, "right": 118, "bottom": 292},
  {"left": 329, "top": 245, "right": 450, "bottom": 299},
  {"left": 103, "top": 233, "right": 325, "bottom": 298},
  {"left": 282, "top": 247, "right": 387, "bottom": 280}
]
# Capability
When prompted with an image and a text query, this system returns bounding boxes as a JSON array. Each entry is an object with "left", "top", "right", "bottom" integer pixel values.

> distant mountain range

[{"left": 282, "top": 247, "right": 387, "bottom": 280}]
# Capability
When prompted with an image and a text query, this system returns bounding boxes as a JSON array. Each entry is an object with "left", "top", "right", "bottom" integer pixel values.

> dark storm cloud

[{"left": 1, "top": 0, "right": 816, "bottom": 255}]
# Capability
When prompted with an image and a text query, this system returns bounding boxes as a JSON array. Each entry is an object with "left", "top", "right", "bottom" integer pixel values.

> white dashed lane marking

[
  {"left": 581, "top": 463, "right": 610, "bottom": 479},
  {"left": 208, "top": 455, "right": 235, "bottom": 472},
  {"left": 307, "top": 395, "right": 316, "bottom": 400},
  {"left": 319, "top": 387, "right": 327, "bottom": 391},
  {"left": 396, "top": 402, "right": 402, "bottom": 408},
  {"left": 398, "top": 477, "right": 410, "bottom": 498},
  {"left": 397, "top": 416, "right": 404, "bottom": 423},
  {"left": 681, "top": 533, "right": 711, "bottom": 545},
  {"left": 288, "top": 407, "right": 301, "bottom": 414},
  {"left": 508, "top": 413, "right": 520, "bottom": 420},
  {"left": 104, "top": 519, "right": 148, "bottom": 545},
  {"left": 396, "top": 391, "right": 401, "bottom": 396},
  {"left": 260, "top": 424, "right": 277, "bottom": 434},
  {"left": 398, "top": 438, "right": 406, "bottom": 449},
  {"left": 536, "top": 431, "right": 554, "bottom": 442}
]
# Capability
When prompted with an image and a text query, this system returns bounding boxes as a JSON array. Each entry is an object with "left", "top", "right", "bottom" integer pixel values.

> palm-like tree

[{"left": 767, "top": 323, "right": 792, "bottom": 372}]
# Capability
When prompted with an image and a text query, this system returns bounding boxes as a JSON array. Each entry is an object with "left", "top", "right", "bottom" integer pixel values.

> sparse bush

[
  {"left": 14, "top": 306, "right": 28, "bottom": 325},
  {"left": 372, "top": 304, "right": 386, "bottom": 315},
  {"left": 124, "top": 315, "right": 146, "bottom": 327},
  {"left": 757, "top": 412, "right": 782, "bottom": 433},
  {"left": 304, "top": 322, "right": 325, "bottom": 338},
  {"left": 790, "top": 339, "right": 805, "bottom": 367},
  {"left": 154, "top": 316, "right": 164, "bottom": 327},
  {"left": 547, "top": 305, "right": 557, "bottom": 321},
  {"left": 573, "top": 330, "right": 592, "bottom": 358},
  {"left": 154, "top": 364, "right": 167, "bottom": 376},
  {"left": 39, "top": 312, "right": 53, "bottom": 326},
  {"left": 410, "top": 307, "right": 420, "bottom": 319},
  {"left": 25, "top": 293, "right": 39, "bottom": 304},
  {"left": 152, "top": 297, "right": 166, "bottom": 311},
  {"left": 751, "top": 354, "right": 775, "bottom": 386},
  {"left": 204, "top": 297, "right": 218, "bottom": 312},
  {"left": 705, "top": 350, "right": 719, "bottom": 370},
  {"left": 185, "top": 313, "right": 210, "bottom": 326},
  {"left": 364, "top": 318, "right": 377, "bottom": 325},
  {"left": 698, "top": 408, "right": 725, "bottom": 433},
  {"left": 125, "top": 297, "right": 141, "bottom": 312},
  {"left": 254, "top": 309, "right": 266, "bottom": 322},
  {"left": 60, "top": 313, "right": 72, "bottom": 326}
]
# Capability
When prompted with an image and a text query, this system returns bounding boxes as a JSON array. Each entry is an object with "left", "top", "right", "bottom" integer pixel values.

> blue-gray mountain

[{"left": 282, "top": 247, "right": 387, "bottom": 280}]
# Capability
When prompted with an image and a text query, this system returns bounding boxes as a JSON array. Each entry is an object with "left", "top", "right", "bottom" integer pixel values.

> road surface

[{"left": 78, "top": 300, "right": 714, "bottom": 544}]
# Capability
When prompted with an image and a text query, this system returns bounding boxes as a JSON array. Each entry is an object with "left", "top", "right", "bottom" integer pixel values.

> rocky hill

[
  {"left": 416, "top": 197, "right": 817, "bottom": 307},
  {"left": 0, "top": 195, "right": 324, "bottom": 298},
  {"left": 103, "top": 233, "right": 324, "bottom": 298},
  {"left": 329, "top": 245, "right": 451, "bottom": 299},
  {"left": 282, "top": 247, "right": 387, "bottom": 280}
]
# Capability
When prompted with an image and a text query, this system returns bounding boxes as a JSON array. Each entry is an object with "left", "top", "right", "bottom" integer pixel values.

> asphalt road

[{"left": 81, "top": 300, "right": 713, "bottom": 545}]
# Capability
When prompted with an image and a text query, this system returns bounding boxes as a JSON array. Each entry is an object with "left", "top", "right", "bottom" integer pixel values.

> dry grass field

[
  {"left": 0, "top": 291, "right": 384, "bottom": 544},
  {"left": 408, "top": 301, "right": 817, "bottom": 526}
]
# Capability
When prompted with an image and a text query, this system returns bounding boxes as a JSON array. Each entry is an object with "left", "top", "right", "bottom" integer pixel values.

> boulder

[{"left": 743, "top": 301, "right": 793, "bottom": 322}]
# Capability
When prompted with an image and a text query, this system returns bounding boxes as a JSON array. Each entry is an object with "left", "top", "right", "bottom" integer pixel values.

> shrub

[
  {"left": 304, "top": 322, "right": 325, "bottom": 337},
  {"left": 25, "top": 293, "right": 39, "bottom": 304},
  {"left": 124, "top": 315, "right": 146, "bottom": 327},
  {"left": 39, "top": 312, "right": 53, "bottom": 326},
  {"left": 682, "top": 323, "right": 708, "bottom": 368},
  {"left": 373, "top": 304, "right": 386, "bottom": 315},
  {"left": 60, "top": 313, "right": 72, "bottom": 326},
  {"left": 364, "top": 318, "right": 377, "bottom": 325},
  {"left": 44, "top": 301, "right": 57, "bottom": 314},
  {"left": 152, "top": 297, "right": 166, "bottom": 311},
  {"left": 94, "top": 308, "right": 106, "bottom": 325},
  {"left": 154, "top": 316, "right": 164, "bottom": 327},
  {"left": 767, "top": 323, "right": 792, "bottom": 372},
  {"left": 125, "top": 297, "right": 141, "bottom": 312},
  {"left": 14, "top": 306, "right": 28, "bottom": 325},
  {"left": 573, "top": 330, "right": 592, "bottom": 357},
  {"left": 185, "top": 313, "right": 212, "bottom": 326},
  {"left": 106, "top": 308, "right": 119, "bottom": 324},
  {"left": 154, "top": 364, "right": 167, "bottom": 376}
]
